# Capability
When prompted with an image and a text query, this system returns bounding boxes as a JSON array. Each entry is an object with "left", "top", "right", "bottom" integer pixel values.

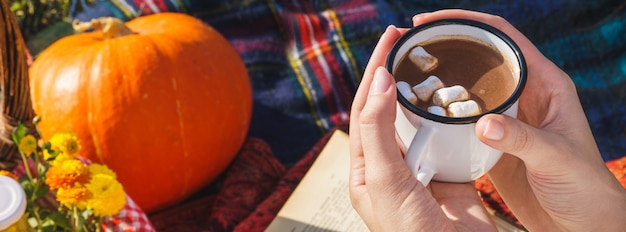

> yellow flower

[
  {"left": 43, "top": 149, "right": 54, "bottom": 161},
  {"left": 45, "top": 159, "right": 91, "bottom": 190},
  {"left": 86, "top": 175, "right": 126, "bottom": 217},
  {"left": 89, "top": 163, "right": 117, "bottom": 179},
  {"left": 56, "top": 186, "right": 91, "bottom": 209},
  {"left": 50, "top": 132, "right": 81, "bottom": 156},
  {"left": 18, "top": 135, "right": 37, "bottom": 155},
  {"left": 48, "top": 152, "right": 73, "bottom": 167},
  {"left": 0, "top": 170, "right": 18, "bottom": 181}
]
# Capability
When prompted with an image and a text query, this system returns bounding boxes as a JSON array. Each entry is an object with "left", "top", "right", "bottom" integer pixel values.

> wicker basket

[{"left": 0, "top": 0, "right": 39, "bottom": 171}]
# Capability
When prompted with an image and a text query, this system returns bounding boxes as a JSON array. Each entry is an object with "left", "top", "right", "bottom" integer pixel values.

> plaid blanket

[
  {"left": 19, "top": 1, "right": 625, "bottom": 230},
  {"left": 147, "top": 125, "right": 626, "bottom": 231},
  {"left": 68, "top": 0, "right": 626, "bottom": 164}
]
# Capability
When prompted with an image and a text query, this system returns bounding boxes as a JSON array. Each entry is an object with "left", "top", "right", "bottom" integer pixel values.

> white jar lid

[{"left": 0, "top": 175, "right": 27, "bottom": 230}]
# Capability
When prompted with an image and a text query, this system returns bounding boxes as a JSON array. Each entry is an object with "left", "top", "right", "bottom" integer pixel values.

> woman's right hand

[{"left": 414, "top": 9, "right": 626, "bottom": 231}]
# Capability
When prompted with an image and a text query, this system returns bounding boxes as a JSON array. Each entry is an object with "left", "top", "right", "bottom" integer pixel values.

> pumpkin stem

[{"left": 72, "top": 17, "right": 135, "bottom": 39}]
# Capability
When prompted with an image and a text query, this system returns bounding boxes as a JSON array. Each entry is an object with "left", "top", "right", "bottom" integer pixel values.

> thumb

[{"left": 475, "top": 114, "right": 562, "bottom": 169}]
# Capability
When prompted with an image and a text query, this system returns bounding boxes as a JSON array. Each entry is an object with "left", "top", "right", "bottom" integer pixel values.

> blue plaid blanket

[{"left": 69, "top": 0, "right": 626, "bottom": 164}]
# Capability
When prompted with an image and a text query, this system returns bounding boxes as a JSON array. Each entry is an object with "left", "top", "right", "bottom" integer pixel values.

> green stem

[
  {"left": 95, "top": 217, "right": 102, "bottom": 232},
  {"left": 93, "top": 217, "right": 102, "bottom": 232},
  {"left": 19, "top": 151, "right": 44, "bottom": 231},
  {"left": 72, "top": 17, "right": 134, "bottom": 39},
  {"left": 20, "top": 148, "right": 46, "bottom": 231},
  {"left": 19, "top": 150, "right": 34, "bottom": 184},
  {"left": 31, "top": 205, "right": 43, "bottom": 232},
  {"left": 73, "top": 206, "right": 80, "bottom": 231}
]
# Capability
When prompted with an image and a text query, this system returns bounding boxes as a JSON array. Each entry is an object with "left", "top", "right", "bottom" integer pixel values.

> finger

[
  {"left": 350, "top": 25, "right": 402, "bottom": 162},
  {"left": 475, "top": 114, "right": 566, "bottom": 171},
  {"left": 359, "top": 67, "right": 405, "bottom": 170},
  {"left": 475, "top": 115, "right": 557, "bottom": 226},
  {"left": 396, "top": 27, "right": 410, "bottom": 34},
  {"left": 349, "top": 26, "right": 402, "bottom": 211}
]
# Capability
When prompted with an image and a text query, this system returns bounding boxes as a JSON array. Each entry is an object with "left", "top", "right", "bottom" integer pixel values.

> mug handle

[{"left": 405, "top": 126, "right": 436, "bottom": 186}]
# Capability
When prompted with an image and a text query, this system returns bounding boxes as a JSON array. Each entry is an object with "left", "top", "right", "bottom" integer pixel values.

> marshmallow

[
  {"left": 396, "top": 81, "right": 418, "bottom": 105},
  {"left": 432, "top": 85, "right": 470, "bottom": 107},
  {"left": 448, "top": 100, "right": 481, "bottom": 117},
  {"left": 408, "top": 46, "right": 438, "bottom": 72},
  {"left": 427, "top": 106, "right": 447, "bottom": 117},
  {"left": 412, "top": 75, "right": 445, "bottom": 102}
]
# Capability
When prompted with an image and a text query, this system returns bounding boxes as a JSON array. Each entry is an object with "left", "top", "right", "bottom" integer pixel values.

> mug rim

[{"left": 386, "top": 18, "right": 527, "bottom": 124}]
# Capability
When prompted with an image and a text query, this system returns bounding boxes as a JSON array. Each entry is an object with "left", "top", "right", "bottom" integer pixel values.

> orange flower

[
  {"left": 56, "top": 186, "right": 92, "bottom": 209},
  {"left": 45, "top": 159, "right": 91, "bottom": 190},
  {"left": 0, "top": 170, "right": 18, "bottom": 181}
]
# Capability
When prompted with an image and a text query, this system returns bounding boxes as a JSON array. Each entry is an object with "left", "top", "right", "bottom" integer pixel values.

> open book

[{"left": 266, "top": 130, "right": 524, "bottom": 232}]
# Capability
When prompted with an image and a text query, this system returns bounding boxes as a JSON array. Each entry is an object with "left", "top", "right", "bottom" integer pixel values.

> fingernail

[
  {"left": 383, "top": 25, "right": 397, "bottom": 35},
  {"left": 483, "top": 118, "right": 504, "bottom": 141},
  {"left": 371, "top": 66, "right": 392, "bottom": 94},
  {"left": 413, "top": 12, "right": 431, "bottom": 22}
]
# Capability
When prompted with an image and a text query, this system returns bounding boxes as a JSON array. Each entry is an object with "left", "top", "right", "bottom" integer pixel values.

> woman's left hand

[{"left": 348, "top": 25, "right": 496, "bottom": 232}]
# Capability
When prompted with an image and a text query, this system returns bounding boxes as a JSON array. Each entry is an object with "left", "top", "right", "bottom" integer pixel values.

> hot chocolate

[{"left": 394, "top": 37, "right": 516, "bottom": 114}]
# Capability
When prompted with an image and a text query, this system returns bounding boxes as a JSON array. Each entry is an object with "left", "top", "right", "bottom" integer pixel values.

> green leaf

[
  {"left": 42, "top": 141, "right": 51, "bottom": 150},
  {"left": 47, "top": 211, "right": 71, "bottom": 229},
  {"left": 81, "top": 209, "right": 93, "bottom": 219},
  {"left": 18, "top": 174, "right": 29, "bottom": 183},
  {"left": 20, "top": 178, "right": 35, "bottom": 196},
  {"left": 27, "top": 216, "right": 38, "bottom": 229},
  {"left": 40, "top": 218, "right": 58, "bottom": 232},
  {"left": 34, "top": 184, "right": 49, "bottom": 198},
  {"left": 11, "top": 122, "right": 28, "bottom": 146},
  {"left": 41, "top": 226, "right": 56, "bottom": 232},
  {"left": 37, "top": 162, "right": 48, "bottom": 176},
  {"left": 38, "top": 208, "right": 51, "bottom": 218}
]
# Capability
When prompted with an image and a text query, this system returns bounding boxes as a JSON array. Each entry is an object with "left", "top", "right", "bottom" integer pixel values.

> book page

[
  {"left": 266, "top": 130, "right": 367, "bottom": 232},
  {"left": 266, "top": 130, "right": 525, "bottom": 232}
]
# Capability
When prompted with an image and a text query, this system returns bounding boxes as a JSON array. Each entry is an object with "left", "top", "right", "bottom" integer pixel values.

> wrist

[
  {"left": 590, "top": 178, "right": 626, "bottom": 231},
  {"left": 602, "top": 186, "right": 626, "bottom": 231}
]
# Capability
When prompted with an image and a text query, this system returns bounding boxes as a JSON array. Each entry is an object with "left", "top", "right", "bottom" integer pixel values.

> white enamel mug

[{"left": 387, "top": 19, "right": 527, "bottom": 186}]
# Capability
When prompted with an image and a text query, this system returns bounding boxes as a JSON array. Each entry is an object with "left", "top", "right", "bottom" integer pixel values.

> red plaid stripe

[
  {"left": 102, "top": 196, "right": 155, "bottom": 232},
  {"left": 11, "top": 160, "right": 155, "bottom": 231}
]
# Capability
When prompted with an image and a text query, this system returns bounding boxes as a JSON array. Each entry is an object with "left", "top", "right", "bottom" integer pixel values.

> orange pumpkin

[{"left": 29, "top": 13, "right": 252, "bottom": 213}]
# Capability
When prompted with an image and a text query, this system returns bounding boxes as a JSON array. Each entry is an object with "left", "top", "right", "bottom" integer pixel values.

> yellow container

[{"left": 1, "top": 214, "right": 29, "bottom": 232}]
